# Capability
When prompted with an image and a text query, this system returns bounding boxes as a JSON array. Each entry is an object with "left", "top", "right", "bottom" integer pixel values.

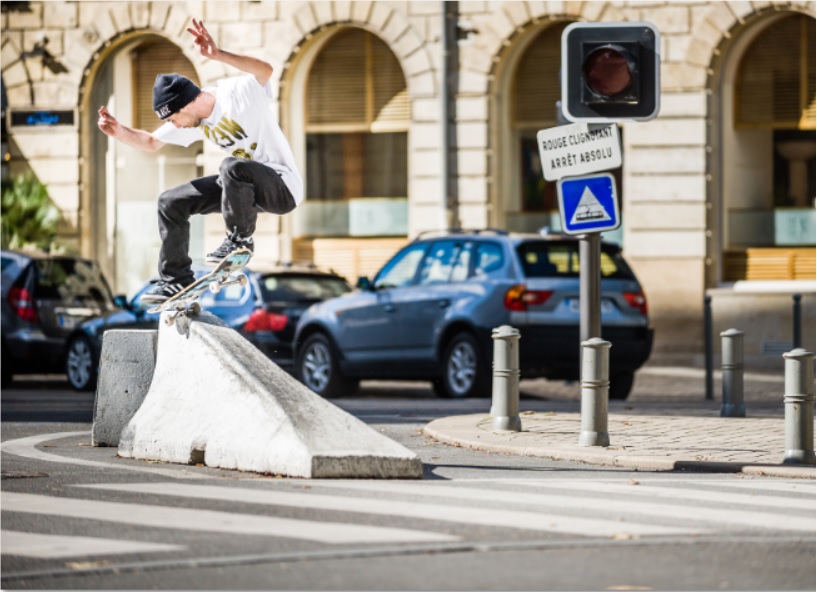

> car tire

[
  {"left": 296, "top": 333, "right": 357, "bottom": 398},
  {"left": 436, "top": 332, "right": 489, "bottom": 399},
  {"left": 65, "top": 334, "right": 97, "bottom": 392},
  {"left": 609, "top": 370, "right": 635, "bottom": 401}
]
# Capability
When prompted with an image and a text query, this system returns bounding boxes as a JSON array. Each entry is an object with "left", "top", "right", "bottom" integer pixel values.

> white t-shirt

[{"left": 152, "top": 75, "right": 304, "bottom": 205}]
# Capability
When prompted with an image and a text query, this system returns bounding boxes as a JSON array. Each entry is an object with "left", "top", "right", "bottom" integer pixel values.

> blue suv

[{"left": 294, "top": 229, "right": 653, "bottom": 400}]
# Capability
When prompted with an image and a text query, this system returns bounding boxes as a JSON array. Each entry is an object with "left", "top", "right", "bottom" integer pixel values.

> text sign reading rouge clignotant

[{"left": 537, "top": 122, "right": 622, "bottom": 181}]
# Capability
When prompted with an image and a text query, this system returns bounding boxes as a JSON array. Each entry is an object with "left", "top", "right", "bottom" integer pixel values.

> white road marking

[
  {"left": 510, "top": 480, "right": 815, "bottom": 511},
  {"left": 1, "top": 530, "right": 184, "bottom": 558},
  {"left": 2, "top": 492, "right": 457, "bottom": 545},
  {"left": 300, "top": 480, "right": 814, "bottom": 533},
  {"left": 0, "top": 432, "right": 206, "bottom": 479},
  {"left": 80, "top": 482, "right": 704, "bottom": 538}
]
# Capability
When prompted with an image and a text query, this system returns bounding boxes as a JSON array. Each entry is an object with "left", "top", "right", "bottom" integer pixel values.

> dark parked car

[
  {"left": 1, "top": 249, "right": 118, "bottom": 388},
  {"left": 64, "top": 264, "right": 352, "bottom": 390},
  {"left": 294, "top": 229, "right": 653, "bottom": 400}
]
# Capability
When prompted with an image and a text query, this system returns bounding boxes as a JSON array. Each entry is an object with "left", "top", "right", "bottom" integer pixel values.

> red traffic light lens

[{"left": 583, "top": 47, "right": 633, "bottom": 97}]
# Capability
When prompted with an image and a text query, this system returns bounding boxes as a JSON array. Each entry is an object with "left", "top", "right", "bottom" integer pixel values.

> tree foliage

[{"left": 1, "top": 173, "right": 60, "bottom": 251}]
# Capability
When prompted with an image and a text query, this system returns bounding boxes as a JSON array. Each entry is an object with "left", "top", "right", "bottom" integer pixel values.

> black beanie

[{"left": 153, "top": 73, "right": 201, "bottom": 119}]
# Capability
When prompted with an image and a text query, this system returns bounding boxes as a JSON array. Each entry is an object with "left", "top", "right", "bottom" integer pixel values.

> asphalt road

[{"left": 1, "top": 373, "right": 814, "bottom": 591}]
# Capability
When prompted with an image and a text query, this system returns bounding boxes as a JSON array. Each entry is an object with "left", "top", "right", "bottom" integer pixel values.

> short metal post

[
  {"left": 704, "top": 295, "right": 714, "bottom": 401},
  {"left": 720, "top": 328, "right": 746, "bottom": 417},
  {"left": 792, "top": 294, "right": 802, "bottom": 349},
  {"left": 490, "top": 325, "right": 521, "bottom": 431},
  {"left": 579, "top": 337, "right": 611, "bottom": 447},
  {"left": 782, "top": 348, "right": 815, "bottom": 466}
]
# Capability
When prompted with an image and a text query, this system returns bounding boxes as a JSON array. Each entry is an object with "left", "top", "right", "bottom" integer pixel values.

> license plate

[{"left": 568, "top": 299, "right": 614, "bottom": 313}]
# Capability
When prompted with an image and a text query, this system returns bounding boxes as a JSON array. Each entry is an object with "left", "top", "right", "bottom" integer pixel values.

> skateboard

[{"left": 147, "top": 248, "right": 252, "bottom": 326}]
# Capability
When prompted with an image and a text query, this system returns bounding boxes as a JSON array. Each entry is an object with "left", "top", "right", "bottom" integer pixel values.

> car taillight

[
  {"left": 624, "top": 291, "right": 648, "bottom": 315},
  {"left": 8, "top": 286, "right": 37, "bottom": 322},
  {"left": 243, "top": 309, "right": 288, "bottom": 332},
  {"left": 504, "top": 285, "right": 553, "bottom": 312}
]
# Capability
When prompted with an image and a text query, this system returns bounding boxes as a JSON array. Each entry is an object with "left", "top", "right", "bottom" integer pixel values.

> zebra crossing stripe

[
  {"left": 300, "top": 480, "right": 815, "bottom": 533},
  {"left": 1, "top": 530, "right": 184, "bottom": 558},
  {"left": 700, "top": 480, "right": 815, "bottom": 495},
  {"left": 2, "top": 492, "right": 457, "bottom": 545},
  {"left": 79, "top": 482, "right": 703, "bottom": 538},
  {"left": 509, "top": 480, "right": 816, "bottom": 511}
]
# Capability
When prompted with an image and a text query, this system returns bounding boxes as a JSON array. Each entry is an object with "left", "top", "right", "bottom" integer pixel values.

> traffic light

[{"left": 561, "top": 22, "right": 660, "bottom": 123}]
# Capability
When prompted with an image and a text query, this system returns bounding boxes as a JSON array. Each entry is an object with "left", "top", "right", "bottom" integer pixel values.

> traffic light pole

[{"left": 580, "top": 233, "right": 602, "bottom": 342}]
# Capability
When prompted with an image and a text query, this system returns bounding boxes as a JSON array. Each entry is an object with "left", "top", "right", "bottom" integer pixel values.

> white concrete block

[
  {"left": 118, "top": 313, "right": 423, "bottom": 479},
  {"left": 92, "top": 330, "right": 158, "bottom": 447}
]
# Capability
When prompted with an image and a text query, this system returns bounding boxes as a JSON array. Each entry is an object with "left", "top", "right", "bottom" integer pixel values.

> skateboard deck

[{"left": 147, "top": 248, "right": 252, "bottom": 325}]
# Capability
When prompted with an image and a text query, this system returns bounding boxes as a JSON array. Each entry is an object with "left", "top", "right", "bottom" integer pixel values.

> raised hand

[
  {"left": 187, "top": 18, "right": 219, "bottom": 59},
  {"left": 97, "top": 105, "right": 120, "bottom": 138}
]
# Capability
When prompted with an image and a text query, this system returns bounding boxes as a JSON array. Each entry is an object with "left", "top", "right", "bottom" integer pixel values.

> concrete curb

[{"left": 423, "top": 413, "right": 816, "bottom": 479}]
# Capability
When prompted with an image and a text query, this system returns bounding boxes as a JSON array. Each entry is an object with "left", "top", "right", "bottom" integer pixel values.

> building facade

[{"left": 2, "top": 1, "right": 815, "bottom": 367}]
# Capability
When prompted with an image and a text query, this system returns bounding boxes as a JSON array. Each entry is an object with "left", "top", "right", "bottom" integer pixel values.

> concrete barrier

[
  {"left": 92, "top": 330, "right": 158, "bottom": 447},
  {"left": 118, "top": 312, "right": 423, "bottom": 479}
]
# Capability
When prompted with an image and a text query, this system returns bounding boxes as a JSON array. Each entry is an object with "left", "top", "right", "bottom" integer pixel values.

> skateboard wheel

[
  {"left": 237, "top": 274, "right": 248, "bottom": 287},
  {"left": 165, "top": 315, "right": 175, "bottom": 327},
  {"left": 189, "top": 302, "right": 202, "bottom": 314},
  {"left": 209, "top": 281, "right": 221, "bottom": 294}
]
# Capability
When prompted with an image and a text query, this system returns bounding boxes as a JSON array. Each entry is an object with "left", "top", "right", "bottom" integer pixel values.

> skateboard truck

[{"left": 164, "top": 274, "right": 249, "bottom": 326}]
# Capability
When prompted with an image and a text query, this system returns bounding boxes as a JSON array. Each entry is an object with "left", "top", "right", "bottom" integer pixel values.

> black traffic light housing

[{"left": 562, "top": 22, "right": 660, "bottom": 122}]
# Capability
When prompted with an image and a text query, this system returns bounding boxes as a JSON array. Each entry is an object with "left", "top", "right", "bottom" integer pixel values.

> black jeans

[{"left": 156, "top": 157, "right": 296, "bottom": 283}]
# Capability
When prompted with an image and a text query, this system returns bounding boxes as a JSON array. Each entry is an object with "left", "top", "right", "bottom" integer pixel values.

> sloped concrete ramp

[{"left": 118, "top": 313, "right": 422, "bottom": 479}]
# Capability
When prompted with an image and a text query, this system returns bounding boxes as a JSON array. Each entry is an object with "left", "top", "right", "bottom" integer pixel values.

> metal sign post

[{"left": 580, "top": 233, "right": 602, "bottom": 343}]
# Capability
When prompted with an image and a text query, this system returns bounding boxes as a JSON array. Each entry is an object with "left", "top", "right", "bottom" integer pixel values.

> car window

[
  {"left": 450, "top": 242, "right": 472, "bottom": 283},
  {"left": 1, "top": 256, "right": 13, "bottom": 273},
  {"left": 200, "top": 281, "right": 250, "bottom": 307},
  {"left": 374, "top": 243, "right": 427, "bottom": 289},
  {"left": 474, "top": 242, "right": 505, "bottom": 278},
  {"left": 517, "top": 242, "right": 634, "bottom": 279},
  {"left": 33, "top": 258, "right": 115, "bottom": 308},
  {"left": 260, "top": 275, "right": 351, "bottom": 302},
  {"left": 417, "top": 241, "right": 461, "bottom": 286}
]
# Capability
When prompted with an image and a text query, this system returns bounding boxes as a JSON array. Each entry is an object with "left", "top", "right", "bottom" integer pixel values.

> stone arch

[{"left": 278, "top": 1, "right": 435, "bottom": 100}]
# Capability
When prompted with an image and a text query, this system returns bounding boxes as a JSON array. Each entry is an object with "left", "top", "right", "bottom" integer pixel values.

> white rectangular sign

[{"left": 537, "top": 123, "right": 622, "bottom": 181}]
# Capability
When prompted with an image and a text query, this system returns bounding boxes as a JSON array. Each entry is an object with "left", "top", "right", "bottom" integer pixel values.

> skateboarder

[{"left": 97, "top": 18, "right": 303, "bottom": 304}]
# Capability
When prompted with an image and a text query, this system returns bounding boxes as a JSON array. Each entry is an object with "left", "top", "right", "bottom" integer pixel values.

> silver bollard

[
  {"left": 578, "top": 337, "right": 611, "bottom": 447},
  {"left": 782, "top": 348, "right": 815, "bottom": 466},
  {"left": 720, "top": 328, "right": 746, "bottom": 418},
  {"left": 490, "top": 325, "right": 521, "bottom": 431}
]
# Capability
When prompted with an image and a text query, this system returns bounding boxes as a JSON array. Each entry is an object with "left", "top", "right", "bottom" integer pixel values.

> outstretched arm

[
  {"left": 187, "top": 18, "right": 273, "bottom": 86},
  {"left": 97, "top": 106, "right": 165, "bottom": 152}
]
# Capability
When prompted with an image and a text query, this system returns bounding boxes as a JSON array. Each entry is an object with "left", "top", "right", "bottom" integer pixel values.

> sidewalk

[{"left": 423, "top": 366, "right": 816, "bottom": 479}]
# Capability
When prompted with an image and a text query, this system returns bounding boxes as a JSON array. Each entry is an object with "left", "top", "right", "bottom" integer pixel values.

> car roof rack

[{"left": 414, "top": 228, "right": 509, "bottom": 240}]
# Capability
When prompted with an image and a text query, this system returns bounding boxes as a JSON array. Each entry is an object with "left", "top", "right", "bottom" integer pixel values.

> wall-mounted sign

[{"left": 9, "top": 109, "right": 75, "bottom": 127}]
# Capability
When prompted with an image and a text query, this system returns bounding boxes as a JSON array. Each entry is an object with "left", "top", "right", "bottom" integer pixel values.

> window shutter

[
  {"left": 514, "top": 23, "right": 568, "bottom": 128},
  {"left": 307, "top": 28, "right": 408, "bottom": 131},
  {"left": 307, "top": 29, "right": 367, "bottom": 126},
  {"left": 736, "top": 15, "right": 816, "bottom": 130},
  {"left": 133, "top": 40, "right": 200, "bottom": 131}
]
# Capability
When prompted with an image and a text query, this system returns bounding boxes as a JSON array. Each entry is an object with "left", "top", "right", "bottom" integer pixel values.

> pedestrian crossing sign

[{"left": 557, "top": 173, "right": 620, "bottom": 235}]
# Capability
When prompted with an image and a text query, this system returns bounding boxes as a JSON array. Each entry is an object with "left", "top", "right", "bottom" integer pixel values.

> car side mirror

[
  {"left": 356, "top": 276, "right": 372, "bottom": 291},
  {"left": 113, "top": 294, "right": 129, "bottom": 309}
]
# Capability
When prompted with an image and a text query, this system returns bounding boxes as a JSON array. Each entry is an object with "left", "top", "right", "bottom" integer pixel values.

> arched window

[
  {"left": 305, "top": 29, "right": 408, "bottom": 205},
  {"left": 722, "top": 15, "right": 815, "bottom": 281}
]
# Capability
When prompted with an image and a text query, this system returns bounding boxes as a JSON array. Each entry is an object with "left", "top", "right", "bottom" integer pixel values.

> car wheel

[
  {"left": 437, "top": 332, "right": 489, "bottom": 399},
  {"left": 609, "top": 370, "right": 635, "bottom": 401},
  {"left": 66, "top": 335, "right": 97, "bottom": 392},
  {"left": 296, "top": 333, "right": 357, "bottom": 398}
]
